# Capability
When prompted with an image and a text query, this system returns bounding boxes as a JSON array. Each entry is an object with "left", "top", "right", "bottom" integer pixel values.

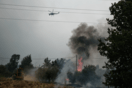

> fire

[
  {"left": 66, "top": 78, "right": 69, "bottom": 81},
  {"left": 77, "top": 57, "right": 83, "bottom": 72}
]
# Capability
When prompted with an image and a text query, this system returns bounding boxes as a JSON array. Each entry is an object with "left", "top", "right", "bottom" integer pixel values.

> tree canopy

[
  {"left": 19, "top": 55, "right": 33, "bottom": 74},
  {"left": 5, "top": 54, "right": 20, "bottom": 73},
  {"left": 67, "top": 65, "right": 100, "bottom": 86},
  {"left": 35, "top": 58, "right": 65, "bottom": 83},
  {"left": 0, "top": 65, "right": 12, "bottom": 77},
  {"left": 107, "top": 0, "right": 132, "bottom": 31},
  {"left": 98, "top": 0, "right": 132, "bottom": 87}
]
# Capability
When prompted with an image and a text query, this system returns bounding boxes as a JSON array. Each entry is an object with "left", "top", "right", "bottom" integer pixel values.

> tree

[
  {"left": 67, "top": 71, "right": 76, "bottom": 84},
  {"left": 0, "top": 65, "right": 12, "bottom": 78},
  {"left": 98, "top": 0, "right": 132, "bottom": 87},
  {"left": 5, "top": 54, "right": 20, "bottom": 73},
  {"left": 67, "top": 65, "right": 100, "bottom": 86},
  {"left": 42, "top": 57, "right": 51, "bottom": 68},
  {"left": 81, "top": 65, "right": 100, "bottom": 85},
  {"left": 35, "top": 58, "right": 63, "bottom": 83},
  {"left": 19, "top": 55, "right": 34, "bottom": 74},
  {"left": 107, "top": 0, "right": 132, "bottom": 32},
  {"left": 35, "top": 67, "right": 47, "bottom": 82},
  {"left": 51, "top": 58, "right": 65, "bottom": 70}
]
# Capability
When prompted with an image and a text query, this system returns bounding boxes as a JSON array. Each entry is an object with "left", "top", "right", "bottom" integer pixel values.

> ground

[{"left": 0, "top": 77, "right": 73, "bottom": 88}]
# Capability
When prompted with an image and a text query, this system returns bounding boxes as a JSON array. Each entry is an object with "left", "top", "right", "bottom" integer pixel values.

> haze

[{"left": 0, "top": 0, "right": 119, "bottom": 66}]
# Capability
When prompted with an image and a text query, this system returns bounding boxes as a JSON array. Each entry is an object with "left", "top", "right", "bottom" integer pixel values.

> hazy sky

[{"left": 0, "top": 0, "right": 119, "bottom": 66}]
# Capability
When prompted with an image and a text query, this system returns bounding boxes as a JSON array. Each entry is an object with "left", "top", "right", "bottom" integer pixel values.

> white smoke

[
  {"left": 24, "top": 67, "right": 38, "bottom": 81},
  {"left": 55, "top": 59, "right": 75, "bottom": 87},
  {"left": 55, "top": 22, "right": 111, "bottom": 87},
  {"left": 95, "top": 65, "right": 106, "bottom": 88}
]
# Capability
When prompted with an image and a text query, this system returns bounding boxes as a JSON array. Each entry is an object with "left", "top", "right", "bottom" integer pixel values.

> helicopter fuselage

[{"left": 49, "top": 12, "right": 59, "bottom": 16}]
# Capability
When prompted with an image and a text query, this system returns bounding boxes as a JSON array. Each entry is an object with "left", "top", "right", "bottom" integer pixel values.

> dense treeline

[
  {"left": 0, "top": 65, "right": 12, "bottom": 78},
  {"left": 0, "top": 54, "right": 34, "bottom": 78},
  {"left": 0, "top": 55, "right": 66, "bottom": 83},
  {"left": 0, "top": 54, "right": 102, "bottom": 85}
]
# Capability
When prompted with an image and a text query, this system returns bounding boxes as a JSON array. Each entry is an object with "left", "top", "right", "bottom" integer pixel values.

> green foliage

[
  {"left": 0, "top": 65, "right": 12, "bottom": 78},
  {"left": 19, "top": 55, "right": 34, "bottom": 74},
  {"left": 43, "top": 57, "right": 51, "bottom": 67},
  {"left": 99, "top": 30, "right": 132, "bottom": 87},
  {"left": 35, "top": 58, "right": 65, "bottom": 83},
  {"left": 67, "top": 71, "right": 76, "bottom": 84},
  {"left": 107, "top": 0, "right": 132, "bottom": 31},
  {"left": 98, "top": 0, "right": 132, "bottom": 87},
  {"left": 5, "top": 54, "right": 20, "bottom": 73},
  {"left": 35, "top": 67, "right": 47, "bottom": 82},
  {"left": 67, "top": 65, "right": 100, "bottom": 85},
  {"left": 52, "top": 58, "right": 65, "bottom": 70}
]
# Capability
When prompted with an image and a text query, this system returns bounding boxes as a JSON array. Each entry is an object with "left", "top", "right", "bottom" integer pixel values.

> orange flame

[
  {"left": 66, "top": 78, "right": 69, "bottom": 81},
  {"left": 77, "top": 57, "right": 83, "bottom": 72}
]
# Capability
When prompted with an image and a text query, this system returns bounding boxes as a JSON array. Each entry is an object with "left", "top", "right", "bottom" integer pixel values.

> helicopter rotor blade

[{"left": 54, "top": 11, "right": 58, "bottom": 12}]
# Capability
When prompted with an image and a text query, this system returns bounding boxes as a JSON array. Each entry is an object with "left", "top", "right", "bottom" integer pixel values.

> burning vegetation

[{"left": 66, "top": 23, "right": 106, "bottom": 87}]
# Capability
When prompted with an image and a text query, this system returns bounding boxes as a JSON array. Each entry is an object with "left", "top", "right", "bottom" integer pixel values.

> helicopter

[{"left": 48, "top": 9, "right": 59, "bottom": 16}]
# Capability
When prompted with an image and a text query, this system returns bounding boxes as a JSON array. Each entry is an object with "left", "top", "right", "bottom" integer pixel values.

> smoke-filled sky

[{"left": 0, "top": 0, "right": 119, "bottom": 66}]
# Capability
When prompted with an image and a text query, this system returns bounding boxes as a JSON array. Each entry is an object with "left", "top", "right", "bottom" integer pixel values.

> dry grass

[{"left": 0, "top": 78, "right": 73, "bottom": 88}]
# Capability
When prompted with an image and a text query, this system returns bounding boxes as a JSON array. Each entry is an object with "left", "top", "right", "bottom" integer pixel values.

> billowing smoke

[
  {"left": 66, "top": 23, "right": 108, "bottom": 87},
  {"left": 68, "top": 23, "right": 104, "bottom": 59},
  {"left": 55, "top": 23, "right": 109, "bottom": 88}
]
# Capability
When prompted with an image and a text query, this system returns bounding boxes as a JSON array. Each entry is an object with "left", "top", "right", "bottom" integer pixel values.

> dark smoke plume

[{"left": 68, "top": 23, "right": 103, "bottom": 59}]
